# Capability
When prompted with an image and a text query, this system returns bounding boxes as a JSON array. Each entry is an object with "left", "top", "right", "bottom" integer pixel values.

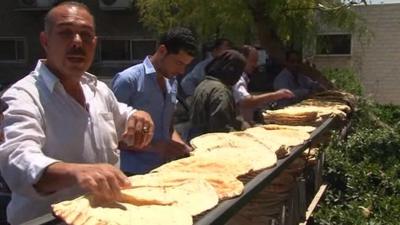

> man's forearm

[
  {"left": 240, "top": 93, "right": 278, "bottom": 108},
  {"left": 34, "top": 162, "right": 76, "bottom": 195}
]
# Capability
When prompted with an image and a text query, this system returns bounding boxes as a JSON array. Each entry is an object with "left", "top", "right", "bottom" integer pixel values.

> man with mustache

[
  {"left": 0, "top": 2, "right": 154, "bottom": 224},
  {"left": 112, "top": 27, "right": 197, "bottom": 175}
]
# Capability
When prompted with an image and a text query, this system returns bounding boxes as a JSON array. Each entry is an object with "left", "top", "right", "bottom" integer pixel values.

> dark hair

[
  {"left": 285, "top": 50, "right": 301, "bottom": 60},
  {"left": 239, "top": 45, "right": 256, "bottom": 58},
  {"left": 159, "top": 27, "right": 197, "bottom": 56},
  {"left": 205, "top": 50, "right": 246, "bottom": 86},
  {"left": 44, "top": 1, "right": 94, "bottom": 33},
  {"left": 212, "top": 38, "right": 232, "bottom": 50}
]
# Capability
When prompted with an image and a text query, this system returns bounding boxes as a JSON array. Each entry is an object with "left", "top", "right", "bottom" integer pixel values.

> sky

[{"left": 369, "top": 0, "right": 400, "bottom": 4}]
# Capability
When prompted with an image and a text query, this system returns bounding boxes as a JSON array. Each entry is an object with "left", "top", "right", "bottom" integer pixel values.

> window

[
  {"left": 98, "top": 38, "right": 156, "bottom": 62},
  {"left": 316, "top": 34, "right": 351, "bottom": 55},
  {"left": 0, "top": 38, "right": 26, "bottom": 62}
]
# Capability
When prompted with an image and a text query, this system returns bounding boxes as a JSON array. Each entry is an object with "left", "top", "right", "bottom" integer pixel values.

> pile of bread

[
  {"left": 263, "top": 90, "right": 355, "bottom": 126},
  {"left": 52, "top": 91, "right": 353, "bottom": 225}
]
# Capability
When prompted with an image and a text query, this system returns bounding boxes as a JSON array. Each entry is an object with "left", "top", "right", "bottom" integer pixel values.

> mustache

[{"left": 66, "top": 47, "right": 86, "bottom": 56}]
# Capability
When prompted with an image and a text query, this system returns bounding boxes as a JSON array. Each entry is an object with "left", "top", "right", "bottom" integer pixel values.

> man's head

[
  {"left": 285, "top": 50, "right": 302, "bottom": 75},
  {"left": 240, "top": 45, "right": 259, "bottom": 75},
  {"left": 205, "top": 50, "right": 246, "bottom": 86},
  {"left": 153, "top": 27, "right": 197, "bottom": 79},
  {"left": 211, "top": 38, "right": 232, "bottom": 57},
  {"left": 40, "top": 1, "right": 97, "bottom": 82}
]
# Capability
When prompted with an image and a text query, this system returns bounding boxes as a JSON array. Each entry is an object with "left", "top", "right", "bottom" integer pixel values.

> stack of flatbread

[
  {"left": 52, "top": 195, "right": 193, "bottom": 225},
  {"left": 309, "top": 90, "right": 356, "bottom": 109},
  {"left": 263, "top": 96, "right": 352, "bottom": 126},
  {"left": 54, "top": 144, "right": 275, "bottom": 225},
  {"left": 299, "top": 99, "right": 351, "bottom": 113},
  {"left": 262, "top": 90, "right": 354, "bottom": 126},
  {"left": 52, "top": 177, "right": 222, "bottom": 225}
]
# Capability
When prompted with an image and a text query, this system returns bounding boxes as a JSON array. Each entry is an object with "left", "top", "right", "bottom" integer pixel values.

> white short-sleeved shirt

[{"left": 233, "top": 73, "right": 253, "bottom": 122}]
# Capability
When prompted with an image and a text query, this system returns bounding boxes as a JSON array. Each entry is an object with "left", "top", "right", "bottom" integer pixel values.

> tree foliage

[{"left": 135, "top": 0, "right": 368, "bottom": 62}]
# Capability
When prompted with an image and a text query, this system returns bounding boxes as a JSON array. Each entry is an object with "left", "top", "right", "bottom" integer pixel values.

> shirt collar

[
  {"left": 143, "top": 56, "right": 157, "bottom": 75},
  {"left": 35, "top": 59, "right": 98, "bottom": 93}
]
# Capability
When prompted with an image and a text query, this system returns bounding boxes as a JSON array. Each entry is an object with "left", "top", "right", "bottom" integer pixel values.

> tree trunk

[
  {"left": 251, "top": 10, "right": 286, "bottom": 66},
  {"left": 247, "top": 0, "right": 335, "bottom": 90}
]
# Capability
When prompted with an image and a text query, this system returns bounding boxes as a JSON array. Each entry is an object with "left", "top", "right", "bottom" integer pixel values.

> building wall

[
  {"left": 313, "top": 3, "right": 400, "bottom": 104},
  {"left": 0, "top": 0, "right": 154, "bottom": 86}
]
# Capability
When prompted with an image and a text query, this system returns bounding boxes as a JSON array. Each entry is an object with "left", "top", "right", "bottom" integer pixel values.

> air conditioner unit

[
  {"left": 18, "top": 0, "right": 54, "bottom": 9},
  {"left": 99, "top": 0, "right": 133, "bottom": 11}
]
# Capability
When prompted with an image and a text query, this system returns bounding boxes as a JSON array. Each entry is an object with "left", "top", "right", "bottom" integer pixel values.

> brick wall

[{"left": 313, "top": 4, "right": 400, "bottom": 104}]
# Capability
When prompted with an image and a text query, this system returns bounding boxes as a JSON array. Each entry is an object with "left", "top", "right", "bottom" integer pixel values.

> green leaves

[
  {"left": 322, "top": 68, "right": 363, "bottom": 96},
  {"left": 315, "top": 93, "right": 400, "bottom": 224},
  {"left": 134, "top": 0, "right": 367, "bottom": 51}
]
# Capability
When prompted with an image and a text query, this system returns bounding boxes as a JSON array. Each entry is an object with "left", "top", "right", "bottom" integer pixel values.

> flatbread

[
  {"left": 261, "top": 124, "right": 316, "bottom": 133},
  {"left": 189, "top": 132, "right": 267, "bottom": 151},
  {"left": 154, "top": 147, "right": 277, "bottom": 177},
  {"left": 153, "top": 152, "right": 252, "bottom": 177},
  {"left": 129, "top": 171, "right": 244, "bottom": 200},
  {"left": 263, "top": 103, "right": 349, "bottom": 125},
  {"left": 244, "top": 127, "right": 310, "bottom": 151},
  {"left": 52, "top": 196, "right": 193, "bottom": 225},
  {"left": 121, "top": 179, "right": 218, "bottom": 216}
]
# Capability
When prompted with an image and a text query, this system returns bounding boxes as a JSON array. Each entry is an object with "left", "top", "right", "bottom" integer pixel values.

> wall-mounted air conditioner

[
  {"left": 18, "top": 0, "right": 54, "bottom": 10},
  {"left": 99, "top": 0, "right": 133, "bottom": 11}
]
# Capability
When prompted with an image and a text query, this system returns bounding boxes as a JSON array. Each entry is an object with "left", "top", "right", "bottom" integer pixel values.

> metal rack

[{"left": 22, "top": 117, "right": 335, "bottom": 225}]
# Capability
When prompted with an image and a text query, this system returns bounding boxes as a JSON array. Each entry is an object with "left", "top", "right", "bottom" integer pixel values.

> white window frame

[
  {"left": 315, "top": 32, "right": 352, "bottom": 57},
  {"left": 0, "top": 37, "right": 27, "bottom": 63},
  {"left": 97, "top": 37, "right": 157, "bottom": 63}
]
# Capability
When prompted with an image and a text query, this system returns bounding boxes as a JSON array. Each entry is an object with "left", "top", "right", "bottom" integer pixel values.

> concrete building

[
  {"left": 0, "top": 0, "right": 156, "bottom": 88},
  {"left": 311, "top": 3, "right": 400, "bottom": 104}
]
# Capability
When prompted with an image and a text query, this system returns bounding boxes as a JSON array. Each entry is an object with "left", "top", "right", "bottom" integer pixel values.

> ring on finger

[{"left": 142, "top": 126, "right": 149, "bottom": 133}]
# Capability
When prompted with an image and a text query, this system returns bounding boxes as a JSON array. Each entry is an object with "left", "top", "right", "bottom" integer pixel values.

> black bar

[{"left": 195, "top": 117, "right": 335, "bottom": 225}]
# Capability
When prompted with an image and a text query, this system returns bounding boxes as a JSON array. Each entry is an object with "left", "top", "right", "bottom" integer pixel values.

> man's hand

[
  {"left": 34, "top": 162, "right": 131, "bottom": 201},
  {"left": 275, "top": 89, "right": 295, "bottom": 99},
  {"left": 70, "top": 164, "right": 131, "bottom": 200},
  {"left": 123, "top": 110, "right": 154, "bottom": 149},
  {"left": 149, "top": 140, "right": 191, "bottom": 162}
]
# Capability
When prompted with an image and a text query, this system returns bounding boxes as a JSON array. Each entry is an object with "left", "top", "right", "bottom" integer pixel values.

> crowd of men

[{"left": 0, "top": 1, "right": 327, "bottom": 224}]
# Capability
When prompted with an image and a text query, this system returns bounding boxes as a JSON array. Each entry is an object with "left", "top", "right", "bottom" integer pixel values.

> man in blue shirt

[
  {"left": 274, "top": 50, "right": 326, "bottom": 107},
  {"left": 112, "top": 27, "right": 197, "bottom": 174}
]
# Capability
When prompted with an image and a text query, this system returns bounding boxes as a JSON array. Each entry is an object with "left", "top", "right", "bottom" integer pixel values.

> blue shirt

[
  {"left": 112, "top": 57, "right": 178, "bottom": 174},
  {"left": 274, "top": 68, "right": 322, "bottom": 107}
]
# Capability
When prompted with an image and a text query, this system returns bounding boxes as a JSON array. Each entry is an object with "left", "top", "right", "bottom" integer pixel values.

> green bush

[
  {"left": 322, "top": 68, "right": 363, "bottom": 96},
  {"left": 313, "top": 67, "right": 400, "bottom": 225},
  {"left": 314, "top": 103, "right": 400, "bottom": 224}
]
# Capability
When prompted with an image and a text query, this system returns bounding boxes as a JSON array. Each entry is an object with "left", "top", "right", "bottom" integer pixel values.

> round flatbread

[
  {"left": 130, "top": 171, "right": 244, "bottom": 200},
  {"left": 52, "top": 195, "right": 193, "bottom": 225},
  {"left": 120, "top": 179, "right": 218, "bottom": 216}
]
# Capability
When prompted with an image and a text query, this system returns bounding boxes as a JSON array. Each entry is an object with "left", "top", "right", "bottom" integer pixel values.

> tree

[{"left": 135, "top": 0, "right": 367, "bottom": 65}]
